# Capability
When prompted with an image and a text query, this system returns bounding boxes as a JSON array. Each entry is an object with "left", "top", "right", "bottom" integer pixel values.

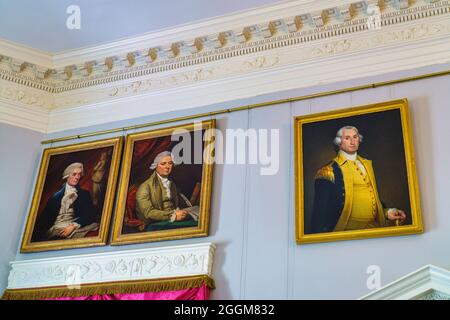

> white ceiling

[{"left": 0, "top": 0, "right": 282, "bottom": 53}]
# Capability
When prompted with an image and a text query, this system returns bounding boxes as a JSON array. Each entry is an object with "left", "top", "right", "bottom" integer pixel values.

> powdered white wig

[
  {"left": 149, "top": 151, "right": 178, "bottom": 170},
  {"left": 333, "top": 126, "right": 364, "bottom": 146},
  {"left": 62, "top": 162, "right": 84, "bottom": 180}
]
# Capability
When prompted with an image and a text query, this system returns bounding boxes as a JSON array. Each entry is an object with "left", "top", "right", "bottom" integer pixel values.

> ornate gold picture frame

[
  {"left": 111, "top": 120, "right": 215, "bottom": 245},
  {"left": 20, "top": 137, "right": 123, "bottom": 252},
  {"left": 295, "top": 99, "right": 423, "bottom": 244}
]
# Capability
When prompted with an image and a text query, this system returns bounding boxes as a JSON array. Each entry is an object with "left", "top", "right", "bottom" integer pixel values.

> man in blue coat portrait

[{"left": 32, "top": 162, "right": 99, "bottom": 242}]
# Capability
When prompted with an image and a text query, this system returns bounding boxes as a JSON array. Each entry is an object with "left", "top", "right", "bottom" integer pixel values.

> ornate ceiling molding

[
  {"left": 0, "top": 78, "right": 50, "bottom": 132},
  {"left": 0, "top": 0, "right": 448, "bottom": 95},
  {"left": 0, "top": 0, "right": 449, "bottom": 133}
]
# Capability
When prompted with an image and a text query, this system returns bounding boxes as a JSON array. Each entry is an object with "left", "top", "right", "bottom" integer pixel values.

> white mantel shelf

[{"left": 7, "top": 242, "right": 215, "bottom": 290}]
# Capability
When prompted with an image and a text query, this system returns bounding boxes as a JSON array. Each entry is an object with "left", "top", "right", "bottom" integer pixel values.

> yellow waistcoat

[{"left": 333, "top": 153, "right": 387, "bottom": 231}]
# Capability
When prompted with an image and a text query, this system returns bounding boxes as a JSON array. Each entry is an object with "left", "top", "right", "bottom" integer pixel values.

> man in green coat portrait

[{"left": 135, "top": 151, "right": 198, "bottom": 231}]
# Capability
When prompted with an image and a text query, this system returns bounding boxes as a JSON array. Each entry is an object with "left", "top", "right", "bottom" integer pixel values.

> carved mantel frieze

[{"left": 7, "top": 243, "right": 216, "bottom": 289}]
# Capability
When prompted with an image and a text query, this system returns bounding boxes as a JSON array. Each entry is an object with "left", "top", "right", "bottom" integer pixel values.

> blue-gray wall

[
  {"left": 2, "top": 63, "right": 450, "bottom": 298},
  {"left": 0, "top": 123, "right": 43, "bottom": 295}
]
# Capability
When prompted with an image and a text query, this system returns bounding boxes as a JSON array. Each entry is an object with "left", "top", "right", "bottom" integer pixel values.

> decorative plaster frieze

[
  {"left": 0, "top": 0, "right": 450, "bottom": 132},
  {"left": 0, "top": 0, "right": 448, "bottom": 95},
  {"left": 48, "top": 54, "right": 282, "bottom": 109},
  {"left": 7, "top": 243, "right": 215, "bottom": 289},
  {"left": 304, "top": 21, "right": 450, "bottom": 59},
  {"left": 0, "top": 81, "right": 52, "bottom": 108},
  {"left": 51, "top": 16, "right": 450, "bottom": 109},
  {"left": 104, "top": 56, "right": 280, "bottom": 102},
  {"left": 0, "top": 78, "right": 51, "bottom": 131},
  {"left": 47, "top": 32, "right": 450, "bottom": 133}
]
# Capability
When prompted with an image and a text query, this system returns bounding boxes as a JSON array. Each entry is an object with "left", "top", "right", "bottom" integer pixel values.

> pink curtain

[{"left": 48, "top": 283, "right": 210, "bottom": 300}]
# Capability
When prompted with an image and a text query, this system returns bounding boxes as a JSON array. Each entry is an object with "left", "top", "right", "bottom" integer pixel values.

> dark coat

[
  {"left": 310, "top": 161, "right": 345, "bottom": 234},
  {"left": 31, "top": 185, "right": 96, "bottom": 241}
]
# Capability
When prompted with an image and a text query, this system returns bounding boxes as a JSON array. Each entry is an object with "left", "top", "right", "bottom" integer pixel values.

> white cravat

[
  {"left": 157, "top": 173, "right": 172, "bottom": 199},
  {"left": 156, "top": 173, "right": 178, "bottom": 222},
  {"left": 339, "top": 150, "right": 367, "bottom": 175},
  {"left": 64, "top": 183, "right": 77, "bottom": 196},
  {"left": 47, "top": 183, "right": 81, "bottom": 239}
]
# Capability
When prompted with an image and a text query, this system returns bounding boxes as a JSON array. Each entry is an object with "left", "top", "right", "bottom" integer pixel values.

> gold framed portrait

[
  {"left": 20, "top": 137, "right": 123, "bottom": 252},
  {"left": 111, "top": 120, "right": 215, "bottom": 245},
  {"left": 295, "top": 99, "right": 423, "bottom": 244}
]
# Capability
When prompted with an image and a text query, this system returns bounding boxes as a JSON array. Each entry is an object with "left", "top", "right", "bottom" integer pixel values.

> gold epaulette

[{"left": 315, "top": 164, "right": 335, "bottom": 183}]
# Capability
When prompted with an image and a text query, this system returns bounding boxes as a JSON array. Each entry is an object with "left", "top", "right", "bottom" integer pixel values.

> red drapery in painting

[
  {"left": 37, "top": 146, "right": 114, "bottom": 219},
  {"left": 124, "top": 136, "right": 172, "bottom": 227},
  {"left": 129, "top": 136, "right": 172, "bottom": 186},
  {"left": 34, "top": 146, "right": 114, "bottom": 238}
]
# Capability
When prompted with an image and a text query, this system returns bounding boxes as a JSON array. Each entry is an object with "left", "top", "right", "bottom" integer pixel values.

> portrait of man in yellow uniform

[
  {"left": 311, "top": 126, "right": 406, "bottom": 233},
  {"left": 295, "top": 100, "right": 423, "bottom": 244}
]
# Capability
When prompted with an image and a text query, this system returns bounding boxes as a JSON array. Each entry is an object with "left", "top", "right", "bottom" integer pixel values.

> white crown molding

[
  {"left": 0, "top": 79, "right": 53, "bottom": 107},
  {"left": 51, "top": 0, "right": 360, "bottom": 67},
  {"left": 46, "top": 30, "right": 450, "bottom": 132},
  {"left": 0, "top": 39, "right": 53, "bottom": 69},
  {"left": 0, "top": 99, "right": 49, "bottom": 133},
  {"left": 1, "top": 0, "right": 448, "bottom": 89},
  {"left": 7, "top": 242, "right": 215, "bottom": 290},
  {"left": 0, "top": 79, "right": 50, "bottom": 132},
  {"left": 0, "top": 0, "right": 449, "bottom": 133},
  {"left": 54, "top": 16, "right": 450, "bottom": 106},
  {"left": 360, "top": 265, "right": 450, "bottom": 300}
]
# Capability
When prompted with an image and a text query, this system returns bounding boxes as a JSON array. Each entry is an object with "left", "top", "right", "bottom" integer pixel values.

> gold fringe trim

[{"left": 1, "top": 275, "right": 215, "bottom": 300}]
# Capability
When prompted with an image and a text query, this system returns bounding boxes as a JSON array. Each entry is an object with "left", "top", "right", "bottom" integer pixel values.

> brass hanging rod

[{"left": 41, "top": 69, "right": 450, "bottom": 145}]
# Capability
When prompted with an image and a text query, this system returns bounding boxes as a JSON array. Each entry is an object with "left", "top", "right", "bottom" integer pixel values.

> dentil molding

[
  {"left": 2, "top": 0, "right": 449, "bottom": 92},
  {"left": 0, "top": 0, "right": 450, "bottom": 133},
  {"left": 7, "top": 242, "right": 215, "bottom": 290},
  {"left": 77, "top": 19, "right": 449, "bottom": 106}
]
